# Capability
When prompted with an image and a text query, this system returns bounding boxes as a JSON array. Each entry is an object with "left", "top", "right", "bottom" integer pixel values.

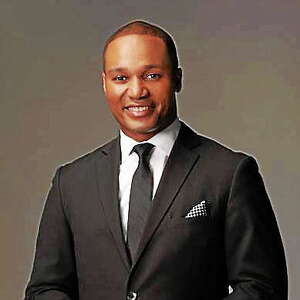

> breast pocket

[
  {"left": 166, "top": 212, "right": 213, "bottom": 246},
  {"left": 168, "top": 214, "right": 210, "bottom": 227}
]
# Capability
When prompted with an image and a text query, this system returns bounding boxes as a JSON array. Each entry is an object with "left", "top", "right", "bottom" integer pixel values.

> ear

[
  {"left": 174, "top": 68, "right": 182, "bottom": 93},
  {"left": 101, "top": 71, "right": 107, "bottom": 94}
]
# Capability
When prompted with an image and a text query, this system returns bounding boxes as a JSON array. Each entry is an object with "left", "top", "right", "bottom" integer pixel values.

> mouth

[
  {"left": 127, "top": 106, "right": 152, "bottom": 112},
  {"left": 124, "top": 104, "right": 155, "bottom": 117}
]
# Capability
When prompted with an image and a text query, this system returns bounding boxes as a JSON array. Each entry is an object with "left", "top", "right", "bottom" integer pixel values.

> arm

[
  {"left": 224, "top": 157, "right": 288, "bottom": 300},
  {"left": 25, "top": 167, "right": 78, "bottom": 300}
]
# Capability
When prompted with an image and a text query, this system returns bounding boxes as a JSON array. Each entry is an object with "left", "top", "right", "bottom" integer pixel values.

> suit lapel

[
  {"left": 133, "top": 122, "right": 202, "bottom": 266},
  {"left": 95, "top": 137, "right": 131, "bottom": 270}
]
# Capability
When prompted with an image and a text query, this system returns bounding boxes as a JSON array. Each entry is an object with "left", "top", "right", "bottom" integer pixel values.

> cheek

[
  {"left": 105, "top": 94, "right": 121, "bottom": 115},
  {"left": 105, "top": 91, "right": 124, "bottom": 111},
  {"left": 156, "top": 89, "right": 174, "bottom": 109},
  {"left": 105, "top": 83, "right": 125, "bottom": 99}
]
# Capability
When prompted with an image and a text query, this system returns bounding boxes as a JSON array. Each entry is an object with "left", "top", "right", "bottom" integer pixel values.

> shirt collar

[{"left": 120, "top": 118, "right": 181, "bottom": 164}]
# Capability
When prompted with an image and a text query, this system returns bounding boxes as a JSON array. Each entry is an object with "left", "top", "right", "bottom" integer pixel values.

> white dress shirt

[{"left": 119, "top": 118, "right": 181, "bottom": 239}]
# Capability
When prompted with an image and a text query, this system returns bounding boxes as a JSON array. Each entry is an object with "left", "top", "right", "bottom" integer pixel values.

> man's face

[{"left": 102, "top": 34, "right": 181, "bottom": 141}]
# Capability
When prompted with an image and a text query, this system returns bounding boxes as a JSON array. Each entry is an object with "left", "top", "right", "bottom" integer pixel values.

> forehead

[{"left": 104, "top": 34, "right": 171, "bottom": 71}]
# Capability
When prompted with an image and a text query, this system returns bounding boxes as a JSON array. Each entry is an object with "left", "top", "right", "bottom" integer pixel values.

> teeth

[{"left": 128, "top": 106, "right": 149, "bottom": 112}]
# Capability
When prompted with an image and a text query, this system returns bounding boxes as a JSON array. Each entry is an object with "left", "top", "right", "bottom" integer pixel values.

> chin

[
  {"left": 128, "top": 120, "right": 158, "bottom": 134},
  {"left": 131, "top": 126, "right": 158, "bottom": 135}
]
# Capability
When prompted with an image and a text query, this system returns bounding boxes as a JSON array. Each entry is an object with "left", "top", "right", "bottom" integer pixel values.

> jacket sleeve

[
  {"left": 24, "top": 167, "right": 78, "bottom": 300},
  {"left": 223, "top": 157, "right": 288, "bottom": 300}
]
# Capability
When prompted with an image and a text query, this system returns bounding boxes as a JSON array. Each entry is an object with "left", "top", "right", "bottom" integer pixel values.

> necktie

[{"left": 127, "top": 143, "right": 154, "bottom": 263}]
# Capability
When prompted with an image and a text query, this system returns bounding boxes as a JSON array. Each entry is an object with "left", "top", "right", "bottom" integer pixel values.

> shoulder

[
  {"left": 199, "top": 134, "right": 257, "bottom": 177},
  {"left": 181, "top": 122, "right": 252, "bottom": 161},
  {"left": 197, "top": 133, "right": 250, "bottom": 164},
  {"left": 54, "top": 136, "right": 119, "bottom": 180},
  {"left": 180, "top": 122, "right": 258, "bottom": 179}
]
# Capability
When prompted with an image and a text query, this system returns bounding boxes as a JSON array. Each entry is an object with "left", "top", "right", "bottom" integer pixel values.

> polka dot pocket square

[{"left": 185, "top": 201, "right": 208, "bottom": 218}]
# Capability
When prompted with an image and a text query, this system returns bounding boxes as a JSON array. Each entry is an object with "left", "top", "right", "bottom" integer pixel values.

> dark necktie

[{"left": 127, "top": 143, "right": 154, "bottom": 263}]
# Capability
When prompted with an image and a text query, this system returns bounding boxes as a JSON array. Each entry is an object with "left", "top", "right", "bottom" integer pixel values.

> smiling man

[
  {"left": 102, "top": 32, "right": 181, "bottom": 141},
  {"left": 25, "top": 21, "right": 287, "bottom": 300}
]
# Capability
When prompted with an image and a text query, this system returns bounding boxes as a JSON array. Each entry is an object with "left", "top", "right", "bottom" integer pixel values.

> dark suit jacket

[{"left": 25, "top": 122, "right": 287, "bottom": 300}]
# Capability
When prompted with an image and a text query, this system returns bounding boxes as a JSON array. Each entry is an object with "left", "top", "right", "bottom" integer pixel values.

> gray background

[{"left": 1, "top": 0, "right": 299, "bottom": 299}]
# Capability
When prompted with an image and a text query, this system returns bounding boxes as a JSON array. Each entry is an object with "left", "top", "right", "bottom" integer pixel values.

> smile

[
  {"left": 124, "top": 105, "right": 155, "bottom": 118},
  {"left": 127, "top": 106, "right": 152, "bottom": 112}
]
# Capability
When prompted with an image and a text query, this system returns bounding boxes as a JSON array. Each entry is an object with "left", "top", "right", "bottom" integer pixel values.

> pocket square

[{"left": 185, "top": 201, "right": 208, "bottom": 218}]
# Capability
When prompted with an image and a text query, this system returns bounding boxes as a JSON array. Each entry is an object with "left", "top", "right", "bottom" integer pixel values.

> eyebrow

[
  {"left": 143, "top": 64, "right": 163, "bottom": 70},
  {"left": 106, "top": 64, "right": 163, "bottom": 74},
  {"left": 106, "top": 67, "right": 127, "bottom": 74}
]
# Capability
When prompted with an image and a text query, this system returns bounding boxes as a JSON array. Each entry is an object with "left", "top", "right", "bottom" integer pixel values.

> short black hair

[{"left": 102, "top": 20, "right": 179, "bottom": 73}]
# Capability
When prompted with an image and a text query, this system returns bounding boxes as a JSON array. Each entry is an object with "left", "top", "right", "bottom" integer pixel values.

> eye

[
  {"left": 112, "top": 75, "right": 127, "bottom": 81},
  {"left": 145, "top": 73, "right": 161, "bottom": 80}
]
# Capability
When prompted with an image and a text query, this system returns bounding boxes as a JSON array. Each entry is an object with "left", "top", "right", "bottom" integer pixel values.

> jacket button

[{"left": 127, "top": 291, "right": 137, "bottom": 300}]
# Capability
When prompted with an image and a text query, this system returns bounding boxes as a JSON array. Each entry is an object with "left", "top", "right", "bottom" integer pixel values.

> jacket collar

[{"left": 95, "top": 122, "right": 203, "bottom": 269}]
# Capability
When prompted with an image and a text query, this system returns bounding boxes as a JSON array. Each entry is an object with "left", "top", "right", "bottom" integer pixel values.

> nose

[{"left": 127, "top": 77, "right": 149, "bottom": 100}]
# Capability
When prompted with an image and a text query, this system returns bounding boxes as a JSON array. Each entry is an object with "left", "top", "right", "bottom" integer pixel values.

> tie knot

[{"left": 132, "top": 143, "right": 154, "bottom": 161}]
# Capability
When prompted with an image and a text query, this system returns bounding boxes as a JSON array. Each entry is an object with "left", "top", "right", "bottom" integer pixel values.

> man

[{"left": 25, "top": 20, "right": 287, "bottom": 300}]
